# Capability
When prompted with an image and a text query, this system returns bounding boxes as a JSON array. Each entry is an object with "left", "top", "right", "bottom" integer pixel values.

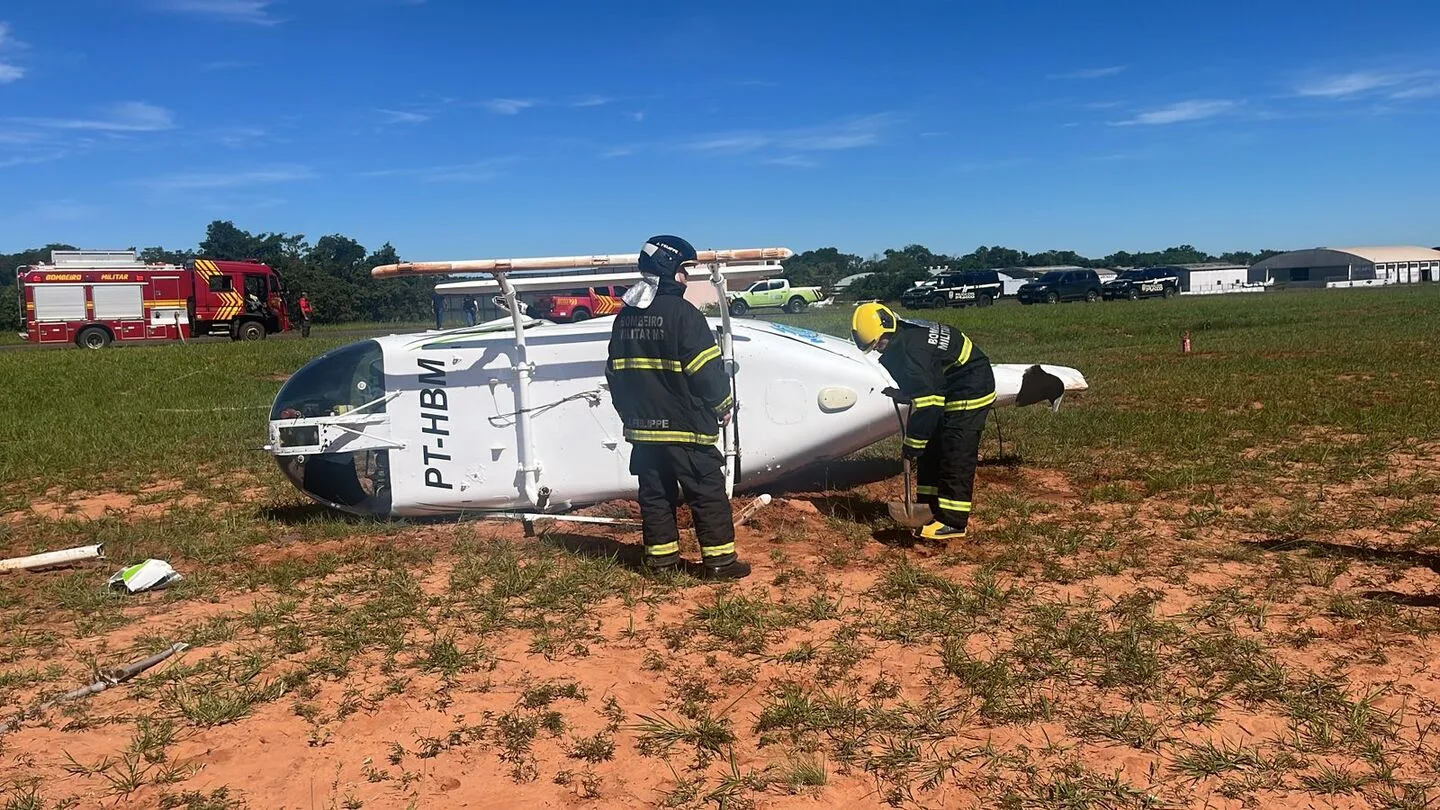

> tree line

[{"left": 1, "top": 220, "right": 1286, "bottom": 331}]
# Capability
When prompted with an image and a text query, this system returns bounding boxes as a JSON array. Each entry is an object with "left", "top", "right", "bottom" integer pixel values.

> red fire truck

[
  {"left": 15, "top": 250, "right": 291, "bottom": 349},
  {"left": 528, "top": 285, "right": 628, "bottom": 323}
]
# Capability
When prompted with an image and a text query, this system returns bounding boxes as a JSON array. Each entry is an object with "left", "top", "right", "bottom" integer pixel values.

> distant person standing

[
  {"left": 432, "top": 292, "right": 445, "bottom": 329},
  {"left": 463, "top": 296, "right": 478, "bottom": 326},
  {"left": 298, "top": 292, "right": 314, "bottom": 338}
]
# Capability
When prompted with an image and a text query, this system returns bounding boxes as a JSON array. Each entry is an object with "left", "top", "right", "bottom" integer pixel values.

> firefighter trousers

[
  {"left": 915, "top": 407, "right": 989, "bottom": 532},
  {"left": 630, "top": 443, "right": 736, "bottom": 567}
]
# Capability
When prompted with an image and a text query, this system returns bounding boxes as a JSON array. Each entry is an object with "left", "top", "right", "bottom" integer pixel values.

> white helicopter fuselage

[{"left": 265, "top": 317, "right": 1088, "bottom": 518}]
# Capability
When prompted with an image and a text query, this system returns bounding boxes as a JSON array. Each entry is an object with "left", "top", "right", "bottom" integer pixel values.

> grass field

[{"left": 1, "top": 287, "right": 1439, "bottom": 809}]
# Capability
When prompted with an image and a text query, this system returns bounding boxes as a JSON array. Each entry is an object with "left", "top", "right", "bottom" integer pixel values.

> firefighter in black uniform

[
  {"left": 606, "top": 235, "right": 750, "bottom": 580},
  {"left": 851, "top": 302, "right": 996, "bottom": 542}
]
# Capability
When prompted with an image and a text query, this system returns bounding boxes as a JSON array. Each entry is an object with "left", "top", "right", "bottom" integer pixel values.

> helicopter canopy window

[
  {"left": 270, "top": 340, "right": 391, "bottom": 516},
  {"left": 270, "top": 340, "right": 386, "bottom": 420}
]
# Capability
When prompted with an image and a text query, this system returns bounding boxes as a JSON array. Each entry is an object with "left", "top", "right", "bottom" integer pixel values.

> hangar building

[{"left": 1249, "top": 246, "right": 1440, "bottom": 289}]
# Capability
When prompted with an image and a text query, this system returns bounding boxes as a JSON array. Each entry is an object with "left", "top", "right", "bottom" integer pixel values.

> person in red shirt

[{"left": 298, "top": 292, "right": 314, "bottom": 338}]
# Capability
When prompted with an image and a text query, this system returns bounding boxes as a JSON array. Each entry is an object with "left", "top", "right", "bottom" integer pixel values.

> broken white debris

[
  {"left": 733, "top": 494, "right": 773, "bottom": 526},
  {"left": 107, "top": 559, "right": 183, "bottom": 593},
  {"left": 0, "top": 543, "right": 105, "bottom": 572}
]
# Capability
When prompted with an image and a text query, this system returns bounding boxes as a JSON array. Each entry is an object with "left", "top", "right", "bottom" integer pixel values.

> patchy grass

[{"left": 1, "top": 286, "right": 1439, "bottom": 807}]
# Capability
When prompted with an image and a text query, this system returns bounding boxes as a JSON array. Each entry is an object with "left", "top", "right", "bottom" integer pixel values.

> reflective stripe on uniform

[
  {"left": 916, "top": 485, "right": 939, "bottom": 495},
  {"left": 701, "top": 542, "right": 736, "bottom": 558},
  {"left": 647, "top": 541, "right": 680, "bottom": 557},
  {"left": 624, "top": 428, "right": 720, "bottom": 444},
  {"left": 611, "top": 357, "right": 683, "bottom": 372},
  {"left": 937, "top": 497, "right": 972, "bottom": 512},
  {"left": 903, "top": 436, "right": 928, "bottom": 449},
  {"left": 912, "top": 395, "right": 945, "bottom": 409},
  {"left": 945, "top": 391, "right": 997, "bottom": 411},
  {"left": 944, "top": 334, "right": 975, "bottom": 370},
  {"left": 714, "top": 393, "right": 734, "bottom": 414},
  {"left": 685, "top": 345, "right": 721, "bottom": 375}
]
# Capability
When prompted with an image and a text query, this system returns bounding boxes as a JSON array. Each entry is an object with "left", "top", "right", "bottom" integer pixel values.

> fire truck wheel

[
  {"left": 238, "top": 321, "right": 266, "bottom": 341},
  {"left": 76, "top": 326, "right": 112, "bottom": 350},
  {"left": 570, "top": 308, "right": 591, "bottom": 322}
]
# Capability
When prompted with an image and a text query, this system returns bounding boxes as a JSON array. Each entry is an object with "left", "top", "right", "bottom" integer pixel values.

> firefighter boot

[
  {"left": 641, "top": 554, "right": 681, "bottom": 577},
  {"left": 701, "top": 558, "right": 752, "bottom": 581},
  {"left": 916, "top": 521, "right": 965, "bottom": 543}
]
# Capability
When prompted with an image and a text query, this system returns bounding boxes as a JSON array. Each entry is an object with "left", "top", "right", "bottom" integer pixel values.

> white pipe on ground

[{"left": 0, "top": 544, "right": 105, "bottom": 572}]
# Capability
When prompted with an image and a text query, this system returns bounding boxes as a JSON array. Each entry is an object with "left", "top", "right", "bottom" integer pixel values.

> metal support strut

[
  {"left": 494, "top": 270, "right": 543, "bottom": 507},
  {"left": 707, "top": 262, "right": 739, "bottom": 498}
]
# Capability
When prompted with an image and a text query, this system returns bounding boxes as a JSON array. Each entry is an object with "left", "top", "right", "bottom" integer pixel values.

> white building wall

[{"left": 1181, "top": 268, "right": 1252, "bottom": 294}]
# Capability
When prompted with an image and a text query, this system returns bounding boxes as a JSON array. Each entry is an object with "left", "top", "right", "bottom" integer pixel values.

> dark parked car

[
  {"left": 900, "top": 269, "right": 1004, "bottom": 309},
  {"left": 1102, "top": 267, "right": 1181, "bottom": 300},
  {"left": 1016, "top": 269, "right": 1103, "bottom": 304}
]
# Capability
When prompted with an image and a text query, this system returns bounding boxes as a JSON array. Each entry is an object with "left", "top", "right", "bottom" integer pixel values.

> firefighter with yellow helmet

[{"left": 852, "top": 302, "right": 996, "bottom": 542}]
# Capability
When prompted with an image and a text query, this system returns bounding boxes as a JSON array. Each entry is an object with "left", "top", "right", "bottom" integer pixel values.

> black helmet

[{"left": 639, "top": 235, "right": 698, "bottom": 278}]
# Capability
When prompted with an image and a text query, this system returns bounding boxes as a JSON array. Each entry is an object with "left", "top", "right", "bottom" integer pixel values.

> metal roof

[
  {"left": 1251, "top": 246, "right": 1440, "bottom": 271},
  {"left": 1323, "top": 246, "right": 1440, "bottom": 263}
]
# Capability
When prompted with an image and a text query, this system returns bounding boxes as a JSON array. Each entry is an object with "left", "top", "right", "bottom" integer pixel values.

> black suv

[
  {"left": 1016, "top": 269, "right": 1103, "bottom": 304},
  {"left": 901, "top": 269, "right": 1004, "bottom": 309},
  {"left": 1103, "top": 267, "right": 1181, "bottom": 300}
]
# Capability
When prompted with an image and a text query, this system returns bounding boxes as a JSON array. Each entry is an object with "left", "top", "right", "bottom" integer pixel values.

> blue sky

[{"left": 2, "top": 0, "right": 1439, "bottom": 259}]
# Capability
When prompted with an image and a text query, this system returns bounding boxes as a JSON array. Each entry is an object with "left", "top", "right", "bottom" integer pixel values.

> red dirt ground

[{"left": 3, "top": 457, "right": 1439, "bottom": 809}]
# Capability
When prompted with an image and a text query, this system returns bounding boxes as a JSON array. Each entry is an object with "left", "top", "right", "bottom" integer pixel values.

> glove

[
  {"left": 901, "top": 442, "right": 925, "bottom": 461},
  {"left": 719, "top": 409, "right": 733, "bottom": 428},
  {"left": 882, "top": 387, "right": 911, "bottom": 404}
]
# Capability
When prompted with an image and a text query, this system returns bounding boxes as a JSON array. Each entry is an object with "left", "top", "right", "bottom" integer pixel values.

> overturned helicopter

[{"left": 264, "top": 248, "right": 1087, "bottom": 519}]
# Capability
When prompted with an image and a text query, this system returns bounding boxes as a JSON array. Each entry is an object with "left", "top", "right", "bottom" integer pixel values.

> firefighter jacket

[
  {"left": 879, "top": 318, "right": 996, "bottom": 454},
  {"left": 606, "top": 284, "right": 734, "bottom": 446}
]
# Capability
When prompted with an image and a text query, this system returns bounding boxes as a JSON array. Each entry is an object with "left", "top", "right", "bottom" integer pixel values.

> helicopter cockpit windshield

[{"left": 268, "top": 340, "right": 393, "bottom": 516}]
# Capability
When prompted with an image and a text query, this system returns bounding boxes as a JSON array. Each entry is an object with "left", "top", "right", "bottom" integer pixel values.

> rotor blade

[{"left": 371, "top": 247, "right": 795, "bottom": 279}]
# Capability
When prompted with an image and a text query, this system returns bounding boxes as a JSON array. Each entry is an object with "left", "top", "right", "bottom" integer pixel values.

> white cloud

[
  {"left": 764, "top": 155, "right": 819, "bottom": 169},
  {"left": 1294, "top": 71, "right": 1414, "bottom": 98},
  {"left": 629, "top": 111, "right": 645, "bottom": 123},
  {"left": 153, "top": 0, "right": 280, "bottom": 25},
  {"left": 214, "top": 126, "right": 268, "bottom": 147},
  {"left": 1390, "top": 82, "right": 1440, "bottom": 100},
  {"left": 375, "top": 108, "right": 431, "bottom": 124},
  {"left": 1050, "top": 66, "right": 1126, "bottom": 80},
  {"left": 0, "top": 151, "right": 69, "bottom": 170},
  {"left": 680, "top": 112, "right": 898, "bottom": 156},
  {"left": 141, "top": 165, "right": 315, "bottom": 191},
  {"left": 0, "top": 21, "right": 27, "bottom": 82},
  {"left": 361, "top": 158, "right": 512, "bottom": 182},
  {"left": 1113, "top": 99, "right": 1236, "bottom": 125},
  {"left": 0, "top": 21, "right": 22, "bottom": 49},
  {"left": 684, "top": 135, "right": 772, "bottom": 154},
  {"left": 11, "top": 101, "right": 177, "bottom": 132},
  {"left": 480, "top": 98, "right": 537, "bottom": 115},
  {"left": 571, "top": 95, "right": 613, "bottom": 107}
]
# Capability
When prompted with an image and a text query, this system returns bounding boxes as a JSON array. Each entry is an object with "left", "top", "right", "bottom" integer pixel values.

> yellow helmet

[{"left": 851, "top": 302, "right": 898, "bottom": 352}]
